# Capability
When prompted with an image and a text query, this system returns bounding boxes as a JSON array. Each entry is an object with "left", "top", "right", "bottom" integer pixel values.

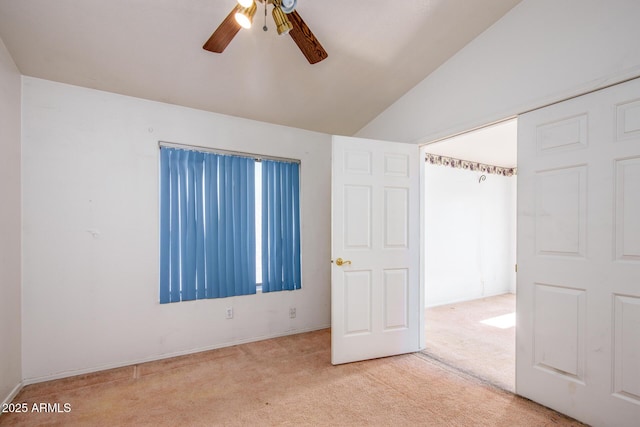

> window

[{"left": 159, "top": 146, "right": 301, "bottom": 303}]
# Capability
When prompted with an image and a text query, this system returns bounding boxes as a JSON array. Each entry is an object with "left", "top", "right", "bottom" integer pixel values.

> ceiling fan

[{"left": 203, "top": 0, "right": 328, "bottom": 64}]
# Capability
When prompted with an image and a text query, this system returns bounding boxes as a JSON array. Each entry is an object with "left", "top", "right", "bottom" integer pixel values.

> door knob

[{"left": 335, "top": 258, "right": 352, "bottom": 266}]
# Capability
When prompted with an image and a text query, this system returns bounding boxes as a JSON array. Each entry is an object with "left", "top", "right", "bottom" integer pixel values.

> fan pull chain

[{"left": 263, "top": 0, "right": 268, "bottom": 31}]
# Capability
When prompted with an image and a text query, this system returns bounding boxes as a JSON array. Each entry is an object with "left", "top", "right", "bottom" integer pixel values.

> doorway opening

[{"left": 421, "top": 118, "right": 517, "bottom": 392}]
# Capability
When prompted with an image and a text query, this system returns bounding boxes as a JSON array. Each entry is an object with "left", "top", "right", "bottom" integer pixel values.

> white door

[
  {"left": 331, "top": 135, "right": 422, "bottom": 365},
  {"left": 517, "top": 77, "right": 640, "bottom": 426}
]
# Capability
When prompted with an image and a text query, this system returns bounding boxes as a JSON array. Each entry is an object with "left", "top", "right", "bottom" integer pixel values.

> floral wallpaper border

[{"left": 425, "top": 153, "right": 517, "bottom": 176}]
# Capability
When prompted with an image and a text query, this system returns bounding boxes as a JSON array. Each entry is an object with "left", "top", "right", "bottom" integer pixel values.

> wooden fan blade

[
  {"left": 287, "top": 11, "right": 328, "bottom": 64},
  {"left": 203, "top": 6, "right": 242, "bottom": 53}
]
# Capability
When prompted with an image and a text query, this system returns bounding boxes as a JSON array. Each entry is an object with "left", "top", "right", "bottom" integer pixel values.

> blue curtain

[
  {"left": 261, "top": 160, "right": 301, "bottom": 292},
  {"left": 160, "top": 147, "right": 256, "bottom": 303}
]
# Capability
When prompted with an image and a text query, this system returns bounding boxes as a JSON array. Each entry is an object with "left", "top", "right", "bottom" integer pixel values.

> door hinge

[{"left": 515, "top": 264, "right": 518, "bottom": 273}]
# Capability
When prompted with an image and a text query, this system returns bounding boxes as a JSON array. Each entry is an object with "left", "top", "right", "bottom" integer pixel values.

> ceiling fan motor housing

[
  {"left": 280, "top": 0, "right": 297, "bottom": 14},
  {"left": 257, "top": 0, "right": 296, "bottom": 13}
]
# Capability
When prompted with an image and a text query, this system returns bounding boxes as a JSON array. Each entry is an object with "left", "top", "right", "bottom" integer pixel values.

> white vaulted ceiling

[{"left": 0, "top": 0, "right": 521, "bottom": 136}]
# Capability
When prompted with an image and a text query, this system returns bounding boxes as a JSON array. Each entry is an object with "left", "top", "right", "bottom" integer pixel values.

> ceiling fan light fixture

[
  {"left": 235, "top": 3, "right": 257, "bottom": 29},
  {"left": 272, "top": 6, "right": 293, "bottom": 35},
  {"left": 237, "top": 0, "right": 254, "bottom": 8}
]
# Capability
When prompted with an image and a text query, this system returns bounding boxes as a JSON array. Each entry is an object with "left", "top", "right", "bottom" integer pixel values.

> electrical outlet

[
  {"left": 289, "top": 307, "right": 296, "bottom": 319},
  {"left": 225, "top": 307, "right": 233, "bottom": 319}
]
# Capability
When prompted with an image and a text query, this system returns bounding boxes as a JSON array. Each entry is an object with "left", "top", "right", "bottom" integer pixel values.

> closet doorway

[{"left": 421, "top": 118, "right": 517, "bottom": 392}]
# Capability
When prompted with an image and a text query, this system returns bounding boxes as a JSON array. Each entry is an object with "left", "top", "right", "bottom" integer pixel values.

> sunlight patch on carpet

[{"left": 480, "top": 312, "right": 515, "bottom": 329}]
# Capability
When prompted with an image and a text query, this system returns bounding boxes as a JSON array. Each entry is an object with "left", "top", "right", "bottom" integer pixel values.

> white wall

[
  {"left": 21, "top": 77, "right": 332, "bottom": 382},
  {"left": 425, "top": 165, "right": 516, "bottom": 307},
  {"left": 356, "top": 0, "right": 640, "bottom": 143},
  {"left": 0, "top": 37, "right": 22, "bottom": 403}
]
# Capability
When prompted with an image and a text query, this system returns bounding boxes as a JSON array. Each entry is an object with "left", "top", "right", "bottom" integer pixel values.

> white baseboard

[
  {"left": 426, "top": 291, "right": 514, "bottom": 309},
  {"left": 1, "top": 381, "right": 24, "bottom": 410},
  {"left": 22, "top": 325, "right": 330, "bottom": 386}
]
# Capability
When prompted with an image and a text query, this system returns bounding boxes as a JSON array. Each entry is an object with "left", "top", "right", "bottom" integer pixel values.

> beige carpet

[
  {"left": 1, "top": 327, "right": 584, "bottom": 426},
  {"left": 425, "top": 293, "right": 516, "bottom": 392}
]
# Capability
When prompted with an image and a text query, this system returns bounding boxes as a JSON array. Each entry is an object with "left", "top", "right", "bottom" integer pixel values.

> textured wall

[
  {"left": 21, "top": 78, "right": 332, "bottom": 382},
  {"left": 424, "top": 164, "right": 516, "bottom": 307}
]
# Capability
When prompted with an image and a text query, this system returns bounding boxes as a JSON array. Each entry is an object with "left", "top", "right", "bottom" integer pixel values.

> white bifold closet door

[{"left": 517, "top": 77, "right": 640, "bottom": 426}]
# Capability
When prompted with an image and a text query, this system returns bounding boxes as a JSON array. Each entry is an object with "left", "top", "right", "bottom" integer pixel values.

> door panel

[
  {"left": 344, "top": 270, "right": 372, "bottom": 335},
  {"left": 344, "top": 185, "right": 372, "bottom": 249},
  {"left": 331, "top": 135, "right": 421, "bottom": 365},
  {"left": 533, "top": 284, "right": 586, "bottom": 381},
  {"left": 534, "top": 166, "right": 587, "bottom": 257},
  {"left": 615, "top": 157, "right": 640, "bottom": 260},
  {"left": 613, "top": 295, "right": 640, "bottom": 401},
  {"left": 517, "top": 77, "right": 640, "bottom": 426},
  {"left": 383, "top": 268, "right": 409, "bottom": 330}
]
